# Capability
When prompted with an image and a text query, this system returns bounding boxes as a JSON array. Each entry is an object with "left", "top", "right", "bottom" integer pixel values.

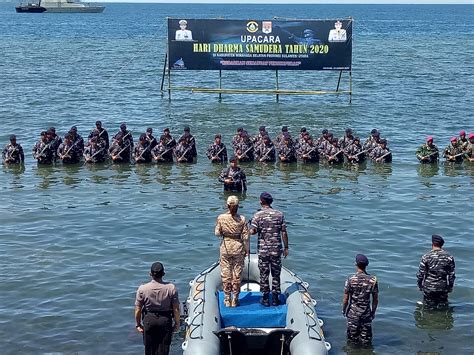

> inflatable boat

[{"left": 182, "top": 253, "right": 331, "bottom": 355}]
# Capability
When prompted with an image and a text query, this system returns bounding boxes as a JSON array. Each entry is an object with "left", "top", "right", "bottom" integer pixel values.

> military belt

[{"left": 223, "top": 234, "right": 242, "bottom": 240}]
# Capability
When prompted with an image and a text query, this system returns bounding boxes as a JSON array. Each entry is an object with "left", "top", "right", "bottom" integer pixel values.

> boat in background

[
  {"left": 16, "top": 0, "right": 105, "bottom": 13},
  {"left": 15, "top": 2, "right": 46, "bottom": 12}
]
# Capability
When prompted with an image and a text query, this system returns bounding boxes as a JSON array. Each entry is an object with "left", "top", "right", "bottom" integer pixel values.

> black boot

[
  {"left": 272, "top": 293, "right": 281, "bottom": 306},
  {"left": 260, "top": 293, "right": 270, "bottom": 307}
]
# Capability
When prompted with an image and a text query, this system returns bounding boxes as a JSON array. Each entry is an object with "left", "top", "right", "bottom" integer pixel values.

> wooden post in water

[
  {"left": 349, "top": 70, "right": 352, "bottom": 103},
  {"left": 275, "top": 70, "right": 280, "bottom": 102},
  {"left": 336, "top": 70, "right": 343, "bottom": 92},
  {"left": 160, "top": 53, "right": 168, "bottom": 97},
  {"left": 219, "top": 70, "right": 222, "bottom": 102}
]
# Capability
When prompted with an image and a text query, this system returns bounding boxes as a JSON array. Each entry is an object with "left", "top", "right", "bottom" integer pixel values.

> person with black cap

[
  {"left": 218, "top": 156, "right": 247, "bottom": 192},
  {"left": 152, "top": 132, "right": 175, "bottom": 163},
  {"left": 252, "top": 125, "right": 269, "bottom": 149},
  {"left": 277, "top": 133, "right": 297, "bottom": 163},
  {"left": 417, "top": 235, "right": 455, "bottom": 309},
  {"left": 88, "top": 121, "right": 109, "bottom": 150},
  {"left": 145, "top": 128, "right": 157, "bottom": 150},
  {"left": 324, "top": 137, "right": 344, "bottom": 164},
  {"left": 2, "top": 135, "right": 24, "bottom": 164},
  {"left": 68, "top": 126, "right": 85, "bottom": 155},
  {"left": 108, "top": 133, "right": 131, "bottom": 163},
  {"left": 255, "top": 135, "right": 275, "bottom": 163},
  {"left": 32, "top": 131, "right": 54, "bottom": 164},
  {"left": 83, "top": 136, "right": 106, "bottom": 163},
  {"left": 274, "top": 126, "right": 293, "bottom": 149},
  {"left": 315, "top": 128, "right": 329, "bottom": 148},
  {"left": 114, "top": 123, "right": 134, "bottom": 150},
  {"left": 318, "top": 131, "right": 334, "bottom": 156},
  {"left": 231, "top": 127, "right": 244, "bottom": 149},
  {"left": 57, "top": 133, "right": 82, "bottom": 164},
  {"left": 234, "top": 130, "right": 254, "bottom": 162},
  {"left": 297, "top": 135, "right": 319, "bottom": 163},
  {"left": 48, "top": 127, "right": 62, "bottom": 160},
  {"left": 177, "top": 126, "right": 196, "bottom": 158},
  {"left": 370, "top": 138, "right": 392, "bottom": 163},
  {"left": 342, "top": 254, "right": 378, "bottom": 346},
  {"left": 250, "top": 192, "right": 288, "bottom": 307},
  {"left": 135, "top": 262, "right": 180, "bottom": 355},
  {"left": 134, "top": 134, "right": 152, "bottom": 164},
  {"left": 345, "top": 136, "right": 366, "bottom": 164},
  {"left": 363, "top": 129, "right": 381, "bottom": 154},
  {"left": 206, "top": 134, "right": 227, "bottom": 163},
  {"left": 339, "top": 128, "right": 355, "bottom": 150}
]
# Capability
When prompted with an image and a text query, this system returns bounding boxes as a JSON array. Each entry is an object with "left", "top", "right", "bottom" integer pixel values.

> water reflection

[
  {"left": 443, "top": 162, "right": 464, "bottom": 177},
  {"left": 34, "top": 164, "right": 55, "bottom": 189},
  {"left": 155, "top": 163, "right": 173, "bottom": 185},
  {"left": 342, "top": 342, "right": 375, "bottom": 355},
  {"left": 416, "top": 163, "right": 439, "bottom": 179},
  {"left": 2, "top": 163, "right": 25, "bottom": 188},
  {"left": 371, "top": 163, "right": 393, "bottom": 178},
  {"left": 84, "top": 162, "right": 109, "bottom": 184},
  {"left": 110, "top": 162, "right": 133, "bottom": 183},
  {"left": 62, "top": 163, "right": 82, "bottom": 186},
  {"left": 134, "top": 163, "right": 153, "bottom": 185},
  {"left": 413, "top": 303, "right": 454, "bottom": 330}
]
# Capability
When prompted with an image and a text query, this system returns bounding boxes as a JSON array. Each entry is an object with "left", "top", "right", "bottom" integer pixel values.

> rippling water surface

[{"left": 0, "top": 3, "right": 473, "bottom": 354}]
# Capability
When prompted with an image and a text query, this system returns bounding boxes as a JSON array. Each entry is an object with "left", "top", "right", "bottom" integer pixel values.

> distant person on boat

[
  {"left": 328, "top": 20, "right": 347, "bottom": 42},
  {"left": 206, "top": 134, "right": 227, "bottom": 163},
  {"left": 465, "top": 133, "right": 474, "bottom": 162},
  {"left": 218, "top": 156, "right": 247, "bottom": 192},
  {"left": 135, "top": 261, "right": 180, "bottom": 355},
  {"left": 342, "top": 254, "right": 378, "bottom": 347},
  {"left": 416, "top": 136, "right": 439, "bottom": 163},
  {"left": 175, "top": 19, "right": 193, "bottom": 41},
  {"left": 88, "top": 121, "right": 109, "bottom": 150},
  {"left": 250, "top": 192, "right": 289, "bottom": 307},
  {"left": 416, "top": 235, "right": 455, "bottom": 309},
  {"left": 2, "top": 135, "right": 24, "bottom": 164},
  {"left": 443, "top": 137, "right": 464, "bottom": 163},
  {"left": 215, "top": 195, "right": 250, "bottom": 307}
]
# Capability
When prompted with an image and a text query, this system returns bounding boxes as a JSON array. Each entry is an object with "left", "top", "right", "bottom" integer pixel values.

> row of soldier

[
  {"left": 2, "top": 123, "right": 393, "bottom": 166},
  {"left": 416, "top": 130, "right": 474, "bottom": 163}
]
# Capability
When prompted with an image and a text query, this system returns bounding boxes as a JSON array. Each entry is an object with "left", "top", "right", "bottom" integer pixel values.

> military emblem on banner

[{"left": 262, "top": 21, "right": 272, "bottom": 34}]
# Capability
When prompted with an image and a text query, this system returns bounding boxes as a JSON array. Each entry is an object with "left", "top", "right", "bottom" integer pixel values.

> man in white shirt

[
  {"left": 328, "top": 20, "right": 347, "bottom": 42},
  {"left": 175, "top": 19, "right": 193, "bottom": 41}
]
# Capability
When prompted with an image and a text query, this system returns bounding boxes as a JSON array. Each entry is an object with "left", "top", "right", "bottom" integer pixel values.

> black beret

[
  {"left": 95, "top": 121, "right": 102, "bottom": 126},
  {"left": 9, "top": 134, "right": 16, "bottom": 141},
  {"left": 40, "top": 131, "right": 47, "bottom": 136},
  {"left": 282, "top": 126, "right": 288, "bottom": 132},
  {"left": 150, "top": 262, "right": 164, "bottom": 275},
  {"left": 183, "top": 126, "right": 190, "bottom": 131},
  {"left": 260, "top": 192, "right": 273, "bottom": 204},
  {"left": 120, "top": 123, "right": 127, "bottom": 129},
  {"left": 355, "top": 254, "right": 369, "bottom": 266},
  {"left": 432, "top": 234, "right": 444, "bottom": 246},
  {"left": 49, "top": 127, "right": 56, "bottom": 132},
  {"left": 301, "top": 127, "right": 306, "bottom": 132},
  {"left": 322, "top": 129, "right": 328, "bottom": 134},
  {"left": 379, "top": 139, "right": 387, "bottom": 144},
  {"left": 345, "top": 128, "right": 352, "bottom": 134},
  {"left": 371, "top": 129, "right": 378, "bottom": 135},
  {"left": 229, "top": 156, "right": 237, "bottom": 162},
  {"left": 259, "top": 126, "right": 266, "bottom": 131},
  {"left": 70, "top": 126, "right": 77, "bottom": 132},
  {"left": 215, "top": 133, "right": 221, "bottom": 139},
  {"left": 163, "top": 127, "right": 170, "bottom": 132},
  {"left": 146, "top": 127, "right": 153, "bottom": 133}
]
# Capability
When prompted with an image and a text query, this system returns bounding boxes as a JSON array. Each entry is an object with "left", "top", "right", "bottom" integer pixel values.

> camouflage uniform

[
  {"left": 218, "top": 166, "right": 247, "bottom": 192},
  {"left": 363, "top": 136, "right": 380, "bottom": 155},
  {"left": 277, "top": 142, "right": 296, "bottom": 163},
  {"left": 2, "top": 143, "right": 24, "bottom": 164},
  {"left": 344, "top": 271, "right": 378, "bottom": 345},
  {"left": 234, "top": 141, "right": 254, "bottom": 162},
  {"left": 108, "top": 139, "right": 131, "bottom": 163},
  {"left": 70, "top": 132, "right": 85, "bottom": 155},
  {"left": 465, "top": 142, "right": 474, "bottom": 160},
  {"left": 88, "top": 127, "right": 109, "bottom": 150},
  {"left": 206, "top": 142, "right": 227, "bottom": 163},
  {"left": 339, "top": 134, "right": 354, "bottom": 150},
  {"left": 83, "top": 142, "right": 106, "bottom": 163},
  {"left": 57, "top": 139, "right": 82, "bottom": 164},
  {"left": 32, "top": 138, "right": 54, "bottom": 164},
  {"left": 152, "top": 140, "right": 174, "bottom": 163},
  {"left": 370, "top": 145, "right": 392, "bottom": 163},
  {"left": 345, "top": 141, "right": 365, "bottom": 163},
  {"left": 215, "top": 212, "right": 249, "bottom": 302},
  {"left": 443, "top": 143, "right": 463, "bottom": 162},
  {"left": 177, "top": 132, "right": 197, "bottom": 158},
  {"left": 297, "top": 140, "right": 319, "bottom": 162},
  {"left": 174, "top": 140, "right": 194, "bottom": 163},
  {"left": 324, "top": 141, "right": 344, "bottom": 164},
  {"left": 458, "top": 137, "right": 469, "bottom": 151},
  {"left": 134, "top": 141, "right": 152, "bottom": 163},
  {"left": 251, "top": 207, "right": 287, "bottom": 298},
  {"left": 255, "top": 141, "right": 276, "bottom": 162},
  {"left": 417, "top": 249, "right": 455, "bottom": 308},
  {"left": 114, "top": 128, "right": 134, "bottom": 150},
  {"left": 49, "top": 133, "right": 63, "bottom": 160},
  {"left": 416, "top": 143, "right": 439, "bottom": 163}
]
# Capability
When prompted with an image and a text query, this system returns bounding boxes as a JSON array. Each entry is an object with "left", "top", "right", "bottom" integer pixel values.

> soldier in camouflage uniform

[
  {"left": 215, "top": 195, "right": 250, "bottom": 307},
  {"left": 416, "top": 136, "right": 439, "bottom": 163},
  {"left": 274, "top": 126, "right": 293, "bottom": 148},
  {"left": 465, "top": 133, "right": 474, "bottom": 162},
  {"left": 88, "top": 121, "right": 109, "bottom": 150},
  {"left": 2, "top": 135, "right": 24, "bottom": 164},
  {"left": 152, "top": 135, "right": 174, "bottom": 163},
  {"left": 318, "top": 131, "right": 333, "bottom": 156},
  {"left": 345, "top": 137, "right": 366, "bottom": 164},
  {"left": 443, "top": 137, "right": 464, "bottom": 162},
  {"left": 255, "top": 135, "right": 275, "bottom": 163},
  {"left": 339, "top": 128, "right": 355, "bottom": 150},
  {"left": 417, "top": 234, "right": 455, "bottom": 309},
  {"left": 114, "top": 123, "right": 134, "bottom": 151},
  {"left": 457, "top": 130, "right": 469, "bottom": 151},
  {"left": 277, "top": 133, "right": 297, "bottom": 163},
  {"left": 252, "top": 126, "right": 269, "bottom": 149},
  {"left": 48, "top": 127, "right": 62, "bottom": 160},
  {"left": 57, "top": 133, "right": 82, "bottom": 164},
  {"left": 324, "top": 138, "right": 344, "bottom": 164},
  {"left": 363, "top": 129, "right": 381, "bottom": 155},
  {"left": 297, "top": 135, "right": 319, "bottom": 163},
  {"left": 342, "top": 254, "right": 378, "bottom": 346},
  {"left": 234, "top": 130, "right": 254, "bottom": 162},
  {"left": 32, "top": 131, "right": 54, "bottom": 164},
  {"left": 145, "top": 127, "right": 158, "bottom": 150},
  {"left": 206, "top": 134, "right": 227, "bottom": 163},
  {"left": 109, "top": 133, "right": 131, "bottom": 163},
  {"left": 315, "top": 129, "right": 329, "bottom": 150},
  {"left": 177, "top": 126, "right": 197, "bottom": 159},
  {"left": 250, "top": 192, "right": 289, "bottom": 307},
  {"left": 134, "top": 134, "right": 152, "bottom": 163},
  {"left": 370, "top": 139, "right": 392, "bottom": 163},
  {"left": 68, "top": 126, "right": 85, "bottom": 155},
  {"left": 218, "top": 156, "right": 247, "bottom": 192},
  {"left": 84, "top": 137, "right": 106, "bottom": 163}
]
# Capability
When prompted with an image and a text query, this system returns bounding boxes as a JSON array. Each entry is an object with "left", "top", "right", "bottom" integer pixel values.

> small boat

[
  {"left": 15, "top": 2, "right": 47, "bottom": 12},
  {"left": 182, "top": 254, "right": 331, "bottom": 355}
]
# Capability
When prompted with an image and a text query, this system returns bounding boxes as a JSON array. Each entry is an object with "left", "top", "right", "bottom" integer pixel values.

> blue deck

[{"left": 218, "top": 291, "right": 287, "bottom": 328}]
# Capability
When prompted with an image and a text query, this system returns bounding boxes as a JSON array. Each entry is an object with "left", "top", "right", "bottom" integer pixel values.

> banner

[{"left": 168, "top": 18, "right": 352, "bottom": 71}]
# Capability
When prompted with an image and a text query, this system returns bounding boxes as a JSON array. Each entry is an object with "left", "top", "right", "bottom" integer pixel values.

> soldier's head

[
  {"left": 40, "top": 131, "right": 48, "bottom": 141},
  {"left": 49, "top": 127, "right": 56, "bottom": 135},
  {"left": 263, "top": 135, "right": 271, "bottom": 144},
  {"left": 95, "top": 121, "right": 102, "bottom": 128},
  {"left": 301, "top": 127, "right": 306, "bottom": 133},
  {"left": 332, "top": 137, "right": 339, "bottom": 146},
  {"left": 379, "top": 139, "right": 387, "bottom": 147},
  {"left": 115, "top": 133, "right": 123, "bottom": 143},
  {"left": 90, "top": 137, "right": 98, "bottom": 146},
  {"left": 9, "top": 135, "right": 16, "bottom": 144},
  {"left": 120, "top": 123, "right": 127, "bottom": 132},
  {"left": 183, "top": 126, "right": 190, "bottom": 133},
  {"left": 345, "top": 128, "right": 353, "bottom": 136},
  {"left": 322, "top": 129, "right": 328, "bottom": 138},
  {"left": 469, "top": 133, "right": 474, "bottom": 143},
  {"left": 179, "top": 19, "right": 188, "bottom": 30},
  {"left": 139, "top": 133, "right": 146, "bottom": 143},
  {"left": 163, "top": 127, "right": 170, "bottom": 135},
  {"left": 355, "top": 254, "right": 369, "bottom": 270},
  {"left": 146, "top": 127, "right": 153, "bottom": 135},
  {"left": 426, "top": 136, "right": 434, "bottom": 146},
  {"left": 65, "top": 133, "right": 73, "bottom": 142},
  {"left": 227, "top": 195, "right": 239, "bottom": 214},
  {"left": 150, "top": 261, "right": 165, "bottom": 280},
  {"left": 259, "top": 192, "right": 273, "bottom": 207},
  {"left": 281, "top": 126, "right": 288, "bottom": 133},
  {"left": 371, "top": 129, "right": 378, "bottom": 137},
  {"left": 259, "top": 126, "right": 266, "bottom": 133},
  {"left": 459, "top": 130, "right": 466, "bottom": 139},
  {"left": 354, "top": 136, "right": 360, "bottom": 144},
  {"left": 215, "top": 134, "right": 222, "bottom": 144},
  {"left": 450, "top": 137, "right": 457, "bottom": 146},
  {"left": 229, "top": 156, "right": 238, "bottom": 167},
  {"left": 431, "top": 234, "right": 444, "bottom": 248},
  {"left": 70, "top": 126, "right": 77, "bottom": 133},
  {"left": 327, "top": 132, "right": 334, "bottom": 140}
]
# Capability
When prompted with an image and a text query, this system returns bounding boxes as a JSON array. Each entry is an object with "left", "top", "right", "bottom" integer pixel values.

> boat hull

[
  {"left": 42, "top": 6, "right": 104, "bottom": 13},
  {"left": 182, "top": 254, "right": 331, "bottom": 355},
  {"left": 15, "top": 5, "right": 47, "bottom": 12}
]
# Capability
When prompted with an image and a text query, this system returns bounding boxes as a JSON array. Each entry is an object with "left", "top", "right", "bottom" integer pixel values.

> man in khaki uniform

[
  {"left": 135, "top": 262, "right": 180, "bottom": 355},
  {"left": 215, "top": 196, "right": 250, "bottom": 307}
]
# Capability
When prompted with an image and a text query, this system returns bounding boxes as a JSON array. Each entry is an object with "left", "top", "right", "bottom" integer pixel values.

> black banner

[{"left": 168, "top": 18, "right": 352, "bottom": 71}]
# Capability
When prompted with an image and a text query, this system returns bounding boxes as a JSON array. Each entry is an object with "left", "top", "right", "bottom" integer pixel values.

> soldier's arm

[
  {"left": 20, "top": 147, "right": 25, "bottom": 162},
  {"left": 371, "top": 291, "right": 378, "bottom": 318},
  {"left": 416, "top": 257, "right": 427, "bottom": 290},
  {"left": 447, "top": 257, "right": 456, "bottom": 291},
  {"left": 214, "top": 216, "right": 222, "bottom": 237},
  {"left": 342, "top": 281, "right": 350, "bottom": 316}
]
